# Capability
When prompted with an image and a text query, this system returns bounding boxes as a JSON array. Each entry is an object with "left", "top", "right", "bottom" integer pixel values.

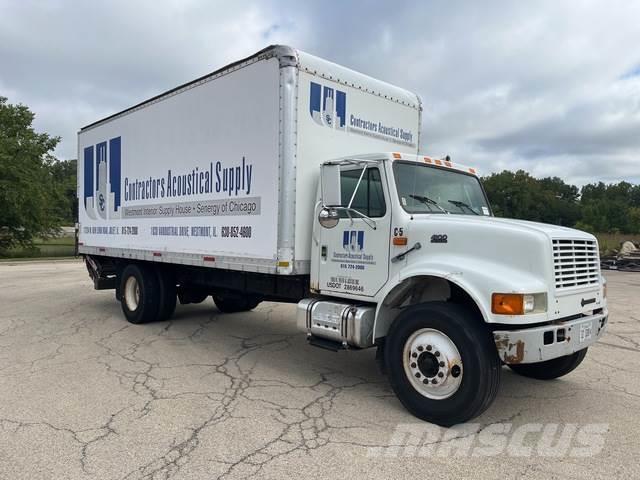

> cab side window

[{"left": 339, "top": 168, "right": 386, "bottom": 218}]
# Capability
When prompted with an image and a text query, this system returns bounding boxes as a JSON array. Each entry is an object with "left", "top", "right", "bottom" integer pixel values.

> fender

[{"left": 373, "top": 254, "right": 549, "bottom": 341}]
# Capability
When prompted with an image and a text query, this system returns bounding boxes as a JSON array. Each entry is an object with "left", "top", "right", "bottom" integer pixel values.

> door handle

[{"left": 321, "top": 245, "right": 327, "bottom": 260}]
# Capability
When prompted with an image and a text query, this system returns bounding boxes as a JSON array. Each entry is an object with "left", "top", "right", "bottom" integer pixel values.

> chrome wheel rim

[
  {"left": 403, "top": 328, "right": 463, "bottom": 400},
  {"left": 124, "top": 276, "right": 140, "bottom": 312}
]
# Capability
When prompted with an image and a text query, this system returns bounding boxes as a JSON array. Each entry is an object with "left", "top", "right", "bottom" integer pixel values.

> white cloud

[{"left": 0, "top": 0, "right": 638, "bottom": 186}]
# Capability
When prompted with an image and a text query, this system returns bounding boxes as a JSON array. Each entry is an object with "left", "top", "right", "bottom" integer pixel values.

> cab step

[{"left": 306, "top": 335, "right": 346, "bottom": 352}]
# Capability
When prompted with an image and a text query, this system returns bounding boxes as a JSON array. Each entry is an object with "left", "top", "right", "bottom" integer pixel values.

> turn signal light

[
  {"left": 393, "top": 236, "right": 408, "bottom": 246},
  {"left": 492, "top": 293, "right": 525, "bottom": 315}
]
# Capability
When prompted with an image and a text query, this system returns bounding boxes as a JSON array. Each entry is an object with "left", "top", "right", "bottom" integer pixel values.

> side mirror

[
  {"left": 318, "top": 207, "right": 339, "bottom": 229},
  {"left": 321, "top": 164, "right": 342, "bottom": 207}
]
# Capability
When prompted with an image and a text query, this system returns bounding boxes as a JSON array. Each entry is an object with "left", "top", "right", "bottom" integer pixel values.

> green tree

[
  {"left": 0, "top": 96, "right": 61, "bottom": 250},
  {"left": 49, "top": 158, "right": 77, "bottom": 224},
  {"left": 580, "top": 181, "right": 636, "bottom": 233},
  {"left": 482, "top": 170, "right": 580, "bottom": 226},
  {"left": 483, "top": 171, "right": 640, "bottom": 235}
]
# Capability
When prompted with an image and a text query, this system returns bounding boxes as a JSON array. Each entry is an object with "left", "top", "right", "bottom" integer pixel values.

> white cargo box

[{"left": 78, "top": 45, "right": 421, "bottom": 275}]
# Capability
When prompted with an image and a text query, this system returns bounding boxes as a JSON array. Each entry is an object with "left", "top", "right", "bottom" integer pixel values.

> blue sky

[{"left": 1, "top": 0, "right": 639, "bottom": 185}]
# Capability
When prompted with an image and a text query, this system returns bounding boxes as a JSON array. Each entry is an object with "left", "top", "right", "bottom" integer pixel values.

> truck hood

[
  {"left": 470, "top": 216, "right": 595, "bottom": 240},
  {"left": 397, "top": 213, "right": 603, "bottom": 325},
  {"left": 404, "top": 213, "right": 598, "bottom": 288},
  {"left": 410, "top": 214, "right": 594, "bottom": 242}
]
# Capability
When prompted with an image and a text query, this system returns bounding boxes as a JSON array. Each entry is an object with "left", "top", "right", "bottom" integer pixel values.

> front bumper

[{"left": 493, "top": 309, "right": 608, "bottom": 364}]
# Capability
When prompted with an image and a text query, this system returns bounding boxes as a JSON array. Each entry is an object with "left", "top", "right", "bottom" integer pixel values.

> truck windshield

[{"left": 393, "top": 161, "right": 491, "bottom": 215}]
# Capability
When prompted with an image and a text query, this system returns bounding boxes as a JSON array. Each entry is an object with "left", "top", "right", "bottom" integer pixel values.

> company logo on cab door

[
  {"left": 343, "top": 230, "right": 364, "bottom": 252},
  {"left": 83, "top": 137, "right": 122, "bottom": 220},
  {"left": 309, "top": 81, "right": 347, "bottom": 131}
]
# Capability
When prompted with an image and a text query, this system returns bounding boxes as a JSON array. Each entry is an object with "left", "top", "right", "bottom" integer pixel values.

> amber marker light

[{"left": 492, "top": 293, "right": 525, "bottom": 315}]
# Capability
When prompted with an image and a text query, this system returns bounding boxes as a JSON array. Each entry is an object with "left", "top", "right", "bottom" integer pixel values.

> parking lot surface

[{"left": 1, "top": 260, "right": 638, "bottom": 479}]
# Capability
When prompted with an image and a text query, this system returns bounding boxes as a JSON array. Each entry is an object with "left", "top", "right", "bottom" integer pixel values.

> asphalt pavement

[{"left": 0, "top": 260, "right": 638, "bottom": 479}]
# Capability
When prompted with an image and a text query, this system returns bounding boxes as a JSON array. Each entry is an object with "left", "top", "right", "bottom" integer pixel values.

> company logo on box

[
  {"left": 83, "top": 137, "right": 121, "bottom": 220},
  {"left": 309, "top": 80, "right": 415, "bottom": 147},
  {"left": 309, "top": 81, "right": 346, "bottom": 131}
]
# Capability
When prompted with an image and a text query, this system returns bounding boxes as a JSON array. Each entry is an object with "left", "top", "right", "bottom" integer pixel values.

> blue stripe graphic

[
  {"left": 109, "top": 137, "right": 121, "bottom": 211},
  {"left": 83, "top": 146, "right": 94, "bottom": 208}
]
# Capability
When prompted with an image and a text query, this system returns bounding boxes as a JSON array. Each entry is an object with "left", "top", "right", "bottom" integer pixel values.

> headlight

[
  {"left": 491, "top": 293, "right": 547, "bottom": 315},
  {"left": 523, "top": 294, "right": 535, "bottom": 313}
]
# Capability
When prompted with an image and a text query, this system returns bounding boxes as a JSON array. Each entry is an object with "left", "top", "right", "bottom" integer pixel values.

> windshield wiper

[
  {"left": 448, "top": 199, "right": 480, "bottom": 215},
  {"left": 409, "top": 194, "right": 449, "bottom": 214}
]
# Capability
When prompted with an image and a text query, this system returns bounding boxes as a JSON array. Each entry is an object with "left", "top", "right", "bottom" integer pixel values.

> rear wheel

[
  {"left": 120, "top": 264, "right": 161, "bottom": 324},
  {"left": 508, "top": 348, "right": 588, "bottom": 380},
  {"left": 384, "top": 302, "right": 501, "bottom": 426},
  {"left": 155, "top": 269, "right": 177, "bottom": 322},
  {"left": 213, "top": 295, "right": 261, "bottom": 313}
]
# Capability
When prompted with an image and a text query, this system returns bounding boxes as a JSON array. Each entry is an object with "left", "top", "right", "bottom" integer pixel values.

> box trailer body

[
  {"left": 78, "top": 46, "right": 421, "bottom": 275},
  {"left": 79, "top": 45, "right": 608, "bottom": 427}
]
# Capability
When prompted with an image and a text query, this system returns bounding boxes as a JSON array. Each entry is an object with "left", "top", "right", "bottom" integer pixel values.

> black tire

[
  {"left": 119, "top": 263, "right": 161, "bottom": 324},
  {"left": 155, "top": 268, "right": 177, "bottom": 322},
  {"left": 508, "top": 348, "right": 588, "bottom": 380},
  {"left": 384, "top": 302, "right": 501, "bottom": 427},
  {"left": 213, "top": 295, "right": 261, "bottom": 313},
  {"left": 375, "top": 342, "right": 387, "bottom": 375}
]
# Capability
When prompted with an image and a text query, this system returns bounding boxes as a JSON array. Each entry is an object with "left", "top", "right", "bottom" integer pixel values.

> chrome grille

[{"left": 553, "top": 239, "right": 600, "bottom": 290}]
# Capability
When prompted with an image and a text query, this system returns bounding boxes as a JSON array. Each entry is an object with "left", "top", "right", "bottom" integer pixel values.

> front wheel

[
  {"left": 385, "top": 302, "right": 501, "bottom": 427},
  {"left": 508, "top": 348, "right": 588, "bottom": 380}
]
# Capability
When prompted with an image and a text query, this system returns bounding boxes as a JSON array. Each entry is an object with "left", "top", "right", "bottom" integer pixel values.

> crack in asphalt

[{"left": 1, "top": 263, "right": 639, "bottom": 479}]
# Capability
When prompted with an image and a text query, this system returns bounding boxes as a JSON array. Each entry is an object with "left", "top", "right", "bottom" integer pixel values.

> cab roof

[{"left": 328, "top": 152, "right": 480, "bottom": 177}]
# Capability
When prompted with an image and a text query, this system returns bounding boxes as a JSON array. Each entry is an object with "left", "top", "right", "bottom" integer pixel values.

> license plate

[{"left": 579, "top": 321, "right": 593, "bottom": 343}]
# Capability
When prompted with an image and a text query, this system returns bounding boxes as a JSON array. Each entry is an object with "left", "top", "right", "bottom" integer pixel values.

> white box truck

[{"left": 78, "top": 45, "right": 608, "bottom": 426}]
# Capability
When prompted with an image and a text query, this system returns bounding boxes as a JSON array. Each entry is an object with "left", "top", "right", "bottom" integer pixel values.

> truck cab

[{"left": 299, "top": 151, "right": 608, "bottom": 425}]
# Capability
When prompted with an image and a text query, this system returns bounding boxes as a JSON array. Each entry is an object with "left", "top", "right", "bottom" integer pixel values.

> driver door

[{"left": 317, "top": 165, "right": 391, "bottom": 297}]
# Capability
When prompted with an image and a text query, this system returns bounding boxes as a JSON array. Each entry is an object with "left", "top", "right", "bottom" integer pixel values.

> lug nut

[
  {"left": 431, "top": 379, "right": 438, "bottom": 384},
  {"left": 417, "top": 346, "right": 424, "bottom": 352},
  {"left": 411, "top": 352, "right": 417, "bottom": 358},
  {"left": 437, "top": 372, "right": 444, "bottom": 378},
  {"left": 426, "top": 345, "right": 432, "bottom": 351},
  {"left": 411, "top": 362, "right": 417, "bottom": 368},
  {"left": 415, "top": 372, "right": 421, "bottom": 378},
  {"left": 423, "top": 379, "right": 429, "bottom": 384},
  {"left": 439, "top": 361, "right": 445, "bottom": 367},
  {"left": 435, "top": 351, "right": 440, "bottom": 357}
]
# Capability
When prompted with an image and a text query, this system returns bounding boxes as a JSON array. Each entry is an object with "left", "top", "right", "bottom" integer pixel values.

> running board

[{"left": 306, "top": 335, "right": 346, "bottom": 352}]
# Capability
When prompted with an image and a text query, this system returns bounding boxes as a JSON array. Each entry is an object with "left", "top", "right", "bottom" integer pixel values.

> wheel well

[{"left": 374, "top": 275, "right": 485, "bottom": 342}]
